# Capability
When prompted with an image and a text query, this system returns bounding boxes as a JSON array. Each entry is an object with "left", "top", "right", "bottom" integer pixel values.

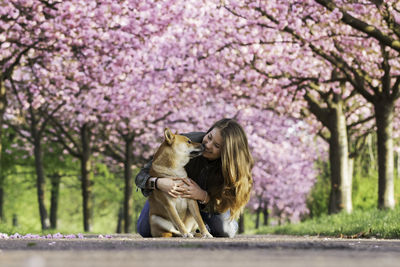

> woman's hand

[
  {"left": 180, "top": 178, "right": 208, "bottom": 202},
  {"left": 156, "top": 177, "right": 186, "bottom": 198}
]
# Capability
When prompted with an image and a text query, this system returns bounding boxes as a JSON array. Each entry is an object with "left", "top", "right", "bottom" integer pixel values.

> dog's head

[
  {"left": 163, "top": 128, "right": 204, "bottom": 160},
  {"left": 152, "top": 128, "right": 204, "bottom": 171}
]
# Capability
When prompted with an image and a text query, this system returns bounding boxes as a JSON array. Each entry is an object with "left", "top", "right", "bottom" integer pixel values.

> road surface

[{"left": 0, "top": 234, "right": 399, "bottom": 267}]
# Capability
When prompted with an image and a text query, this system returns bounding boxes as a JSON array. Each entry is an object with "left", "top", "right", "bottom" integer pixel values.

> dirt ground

[{"left": 1, "top": 234, "right": 400, "bottom": 267}]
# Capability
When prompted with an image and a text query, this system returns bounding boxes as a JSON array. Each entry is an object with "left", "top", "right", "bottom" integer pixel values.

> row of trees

[
  {"left": 1, "top": 0, "right": 318, "bottom": 232},
  {"left": 215, "top": 0, "right": 400, "bottom": 214},
  {"left": 1, "top": 0, "right": 400, "bottom": 232}
]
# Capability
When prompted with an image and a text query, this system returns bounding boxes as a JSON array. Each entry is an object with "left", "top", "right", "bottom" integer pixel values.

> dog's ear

[{"left": 164, "top": 128, "right": 175, "bottom": 145}]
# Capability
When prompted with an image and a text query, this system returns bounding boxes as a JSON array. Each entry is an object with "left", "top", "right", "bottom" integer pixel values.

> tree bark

[
  {"left": 116, "top": 207, "right": 123, "bottom": 233},
  {"left": 328, "top": 97, "right": 352, "bottom": 214},
  {"left": 123, "top": 137, "right": 134, "bottom": 233},
  {"left": 30, "top": 107, "right": 50, "bottom": 230},
  {"left": 263, "top": 207, "right": 269, "bottom": 226},
  {"left": 374, "top": 100, "right": 395, "bottom": 209},
  {"left": 397, "top": 150, "right": 400, "bottom": 179},
  {"left": 12, "top": 214, "right": 18, "bottom": 227},
  {"left": 0, "top": 79, "right": 7, "bottom": 221},
  {"left": 348, "top": 156, "right": 354, "bottom": 203},
  {"left": 255, "top": 207, "right": 261, "bottom": 229},
  {"left": 50, "top": 173, "right": 61, "bottom": 229},
  {"left": 80, "top": 124, "right": 93, "bottom": 232},
  {"left": 33, "top": 137, "right": 50, "bottom": 229},
  {"left": 305, "top": 91, "right": 352, "bottom": 214},
  {"left": 367, "top": 134, "right": 377, "bottom": 174},
  {"left": 238, "top": 213, "right": 245, "bottom": 234},
  {"left": 0, "top": 176, "right": 3, "bottom": 222}
]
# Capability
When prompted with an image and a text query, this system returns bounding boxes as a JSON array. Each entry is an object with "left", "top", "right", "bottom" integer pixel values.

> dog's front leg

[
  {"left": 188, "top": 200, "right": 213, "bottom": 238},
  {"left": 150, "top": 214, "right": 181, "bottom": 237},
  {"left": 165, "top": 201, "right": 193, "bottom": 238}
]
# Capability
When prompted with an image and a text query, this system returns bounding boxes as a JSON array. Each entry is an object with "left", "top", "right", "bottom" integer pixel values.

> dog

[{"left": 148, "top": 128, "right": 213, "bottom": 238}]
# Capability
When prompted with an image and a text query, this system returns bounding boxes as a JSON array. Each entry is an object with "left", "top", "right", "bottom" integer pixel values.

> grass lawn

[
  {"left": 254, "top": 208, "right": 400, "bottom": 239},
  {"left": 2, "top": 208, "right": 400, "bottom": 239}
]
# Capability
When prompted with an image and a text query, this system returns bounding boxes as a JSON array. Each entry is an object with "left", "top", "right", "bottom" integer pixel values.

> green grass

[
  {"left": 255, "top": 207, "right": 400, "bottom": 239},
  {"left": 2, "top": 154, "right": 400, "bottom": 239},
  {"left": 3, "top": 207, "right": 400, "bottom": 239}
]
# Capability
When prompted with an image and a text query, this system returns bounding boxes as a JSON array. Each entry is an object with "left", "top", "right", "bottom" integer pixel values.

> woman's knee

[
  {"left": 137, "top": 219, "right": 151, "bottom": 237},
  {"left": 212, "top": 221, "right": 237, "bottom": 237},
  {"left": 204, "top": 212, "right": 238, "bottom": 238},
  {"left": 137, "top": 201, "right": 152, "bottom": 237}
]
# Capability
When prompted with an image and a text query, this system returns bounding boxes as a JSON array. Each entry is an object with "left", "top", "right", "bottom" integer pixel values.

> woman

[{"left": 135, "top": 118, "right": 254, "bottom": 237}]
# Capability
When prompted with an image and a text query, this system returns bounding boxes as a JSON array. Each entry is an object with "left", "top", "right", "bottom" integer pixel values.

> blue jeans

[{"left": 137, "top": 200, "right": 238, "bottom": 238}]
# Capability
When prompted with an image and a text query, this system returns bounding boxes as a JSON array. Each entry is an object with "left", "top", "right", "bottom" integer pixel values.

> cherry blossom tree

[
  {"left": 45, "top": 0, "right": 185, "bottom": 232},
  {"left": 312, "top": 0, "right": 400, "bottom": 210},
  {"left": 6, "top": 64, "right": 66, "bottom": 230},
  {"left": 273, "top": 0, "right": 400, "bottom": 210},
  {"left": 65, "top": 0, "right": 321, "bottom": 226},
  {"left": 203, "top": 0, "right": 400, "bottom": 212},
  {"left": 3, "top": 0, "right": 185, "bottom": 231},
  {"left": 176, "top": 0, "right": 357, "bottom": 214},
  {"left": 1, "top": 0, "right": 74, "bottom": 230},
  {"left": 3, "top": 0, "right": 330, "bottom": 230}
]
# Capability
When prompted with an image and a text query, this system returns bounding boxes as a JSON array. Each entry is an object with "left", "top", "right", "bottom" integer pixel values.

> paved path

[{"left": 1, "top": 234, "right": 400, "bottom": 267}]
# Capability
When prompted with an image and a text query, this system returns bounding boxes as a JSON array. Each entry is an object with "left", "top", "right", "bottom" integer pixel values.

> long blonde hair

[{"left": 207, "top": 118, "right": 254, "bottom": 219}]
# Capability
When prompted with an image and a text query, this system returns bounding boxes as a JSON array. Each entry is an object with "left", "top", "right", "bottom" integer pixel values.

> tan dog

[{"left": 148, "top": 128, "right": 212, "bottom": 238}]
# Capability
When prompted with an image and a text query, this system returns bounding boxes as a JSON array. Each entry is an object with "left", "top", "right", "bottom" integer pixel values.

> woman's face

[{"left": 202, "top": 128, "right": 222, "bottom": 160}]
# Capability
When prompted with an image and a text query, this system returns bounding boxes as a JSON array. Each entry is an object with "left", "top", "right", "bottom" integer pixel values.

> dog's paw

[
  {"left": 161, "top": 232, "right": 173, "bottom": 238},
  {"left": 201, "top": 232, "right": 213, "bottom": 239},
  {"left": 182, "top": 233, "right": 194, "bottom": 238}
]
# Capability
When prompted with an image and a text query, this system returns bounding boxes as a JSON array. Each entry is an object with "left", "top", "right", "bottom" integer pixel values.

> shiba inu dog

[{"left": 148, "top": 128, "right": 213, "bottom": 238}]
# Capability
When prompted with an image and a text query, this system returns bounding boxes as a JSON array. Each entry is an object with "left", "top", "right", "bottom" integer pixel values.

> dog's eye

[{"left": 187, "top": 140, "right": 192, "bottom": 144}]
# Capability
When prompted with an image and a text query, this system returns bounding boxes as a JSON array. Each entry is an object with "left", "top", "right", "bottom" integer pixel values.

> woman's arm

[
  {"left": 180, "top": 178, "right": 209, "bottom": 204},
  {"left": 135, "top": 161, "right": 153, "bottom": 197},
  {"left": 135, "top": 160, "right": 188, "bottom": 198}
]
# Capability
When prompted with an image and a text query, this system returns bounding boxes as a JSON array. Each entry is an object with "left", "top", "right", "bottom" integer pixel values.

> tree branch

[
  {"left": 380, "top": 44, "right": 391, "bottom": 98},
  {"left": 45, "top": 116, "right": 81, "bottom": 157},
  {"left": 314, "top": 0, "right": 400, "bottom": 52},
  {"left": 303, "top": 87, "right": 330, "bottom": 127},
  {"left": 392, "top": 76, "right": 400, "bottom": 100}
]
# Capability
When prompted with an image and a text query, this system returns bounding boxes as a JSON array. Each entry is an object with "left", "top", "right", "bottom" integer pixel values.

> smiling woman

[
  {"left": 135, "top": 118, "right": 254, "bottom": 238},
  {"left": 202, "top": 127, "right": 222, "bottom": 160}
]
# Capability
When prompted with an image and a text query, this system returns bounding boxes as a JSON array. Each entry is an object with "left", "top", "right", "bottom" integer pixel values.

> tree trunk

[
  {"left": 263, "top": 207, "right": 269, "bottom": 226},
  {"left": 255, "top": 207, "right": 261, "bottom": 229},
  {"left": 81, "top": 124, "right": 93, "bottom": 232},
  {"left": 328, "top": 97, "right": 352, "bottom": 214},
  {"left": 50, "top": 173, "right": 61, "bottom": 229},
  {"left": 0, "top": 79, "right": 7, "bottom": 222},
  {"left": 238, "top": 213, "right": 244, "bottom": 234},
  {"left": 367, "top": 134, "right": 377, "bottom": 174},
  {"left": 29, "top": 104, "right": 50, "bottom": 230},
  {"left": 0, "top": 176, "right": 3, "bottom": 222},
  {"left": 374, "top": 100, "right": 395, "bottom": 209},
  {"left": 348, "top": 156, "right": 354, "bottom": 209},
  {"left": 33, "top": 137, "right": 50, "bottom": 230},
  {"left": 304, "top": 91, "right": 352, "bottom": 215},
  {"left": 123, "top": 137, "right": 134, "bottom": 233},
  {"left": 397, "top": 150, "right": 400, "bottom": 179},
  {"left": 116, "top": 207, "right": 123, "bottom": 233},
  {"left": 12, "top": 214, "right": 18, "bottom": 227}
]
